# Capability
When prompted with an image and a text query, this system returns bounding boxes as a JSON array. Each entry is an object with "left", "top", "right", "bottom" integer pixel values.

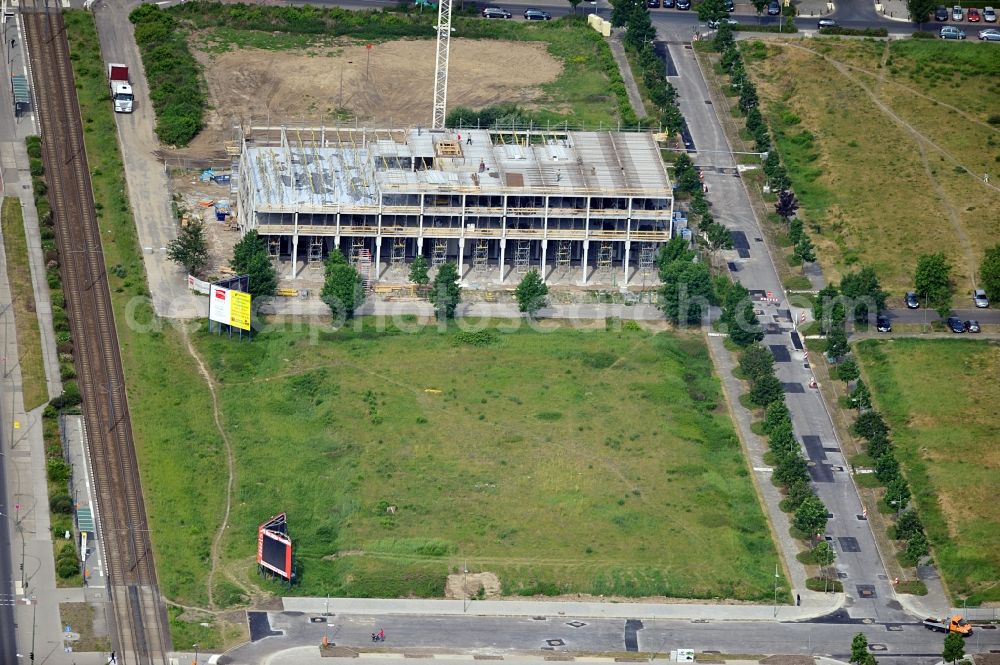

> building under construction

[{"left": 233, "top": 125, "right": 674, "bottom": 286}]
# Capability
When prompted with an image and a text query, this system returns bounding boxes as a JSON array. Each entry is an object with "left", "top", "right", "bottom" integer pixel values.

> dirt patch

[
  {"left": 180, "top": 38, "right": 562, "bottom": 160},
  {"left": 59, "top": 602, "right": 111, "bottom": 653},
  {"left": 444, "top": 571, "right": 502, "bottom": 600},
  {"left": 759, "top": 657, "right": 814, "bottom": 665}
]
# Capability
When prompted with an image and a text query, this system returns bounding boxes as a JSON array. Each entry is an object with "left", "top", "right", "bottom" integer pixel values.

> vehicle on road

[
  {"left": 953, "top": 4, "right": 964, "bottom": 20},
  {"left": 980, "top": 28, "right": 1000, "bottom": 38},
  {"left": 877, "top": 315, "right": 892, "bottom": 332},
  {"left": 936, "top": 4, "right": 950, "bottom": 20},
  {"left": 924, "top": 615, "right": 973, "bottom": 635},
  {"left": 973, "top": 288, "right": 990, "bottom": 307},
  {"left": 677, "top": 0, "right": 692, "bottom": 9},
  {"left": 964, "top": 319, "right": 981, "bottom": 333},
  {"left": 905, "top": 292, "right": 920, "bottom": 309},
  {"left": 940, "top": 25, "right": 967, "bottom": 37},
  {"left": 969, "top": 7, "right": 981, "bottom": 20},
  {"left": 708, "top": 16, "right": 740, "bottom": 27},
  {"left": 818, "top": 17, "right": 838, "bottom": 27},
  {"left": 648, "top": 0, "right": 661, "bottom": 7},
  {"left": 107, "top": 63, "right": 133, "bottom": 114},
  {"left": 481, "top": 6, "right": 511, "bottom": 18},
  {"left": 947, "top": 316, "right": 966, "bottom": 333},
  {"left": 523, "top": 8, "right": 551, "bottom": 19},
  {"left": 985, "top": 6, "right": 997, "bottom": 21},
  {"left": 767, "top": 0, "right": 781, "bottom": 14}
]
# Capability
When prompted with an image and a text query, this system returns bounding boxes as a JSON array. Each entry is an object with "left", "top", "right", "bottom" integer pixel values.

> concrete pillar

[
  {"left": 291, "top": 211, "right": 299, "bottom": 279},
  {"left": 458, "top": 238, "right": 466, "bottom": 282},
  {"left": 498, "top": 238, "right": 506, "bottom": 284},
  {"left": 623, "top": 240, "right": 631, "bottom": 286},
  {"left": 540, "top": 238, "right": 548, "bottom": 283},
  {"left": 581, "top": 240, "right": 589, "bottom": 286},
  {"left": 375, "top": 236, "right": 383, "bottom": 280}
]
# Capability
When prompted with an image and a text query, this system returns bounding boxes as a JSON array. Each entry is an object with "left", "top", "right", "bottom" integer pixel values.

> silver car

[
  {"left": 974, "top": 288, "right": 990, "bottom": 307},
  {"left": 952, "top": 4, "right": 963, "bottom": 20},
  {"left": 979, "top": 27, "right": 1000, "bottom": 39},
  {"left": 984, "top": 6, "right": 997, "bottom": 21},
  {"left": 940, "top": 25, "right": 966, "bottom": 38}
]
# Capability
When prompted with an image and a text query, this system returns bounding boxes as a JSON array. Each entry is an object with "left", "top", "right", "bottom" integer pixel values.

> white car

[
  {"left": 980, "top": 27, "right": 1000, "bottom": 39},
  {"left": 952, "top": 4, "right": 963, "bottom": 20},
  {"left": 984, "top": 6, "right": 997, "bottom": 21}
]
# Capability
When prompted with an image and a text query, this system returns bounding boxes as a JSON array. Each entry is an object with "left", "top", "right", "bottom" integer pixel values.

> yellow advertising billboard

[{"left": 229, "top": 290, "right": 251, "bottom": 331}]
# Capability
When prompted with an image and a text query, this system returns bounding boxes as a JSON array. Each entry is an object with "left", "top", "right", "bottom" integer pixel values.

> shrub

[
  {"left": 50, "top": 494, "right": 74, "bottom": 514},
  {"left": 47, "top": 457, "right": 71, "bottom": 484},
  {"left": 56, "top": 554, "right": 79, "bottom": 579}
]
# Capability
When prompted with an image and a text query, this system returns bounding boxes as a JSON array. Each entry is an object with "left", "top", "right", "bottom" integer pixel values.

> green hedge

[
  {"left": 129, "top": 4, "right": 205, "bottom": 146},
  {"left": 733, "top": 22, "right": 799, "bottom": 33},
  {"left": 819, "top": 26, "right": 889, "bottom": 37}
]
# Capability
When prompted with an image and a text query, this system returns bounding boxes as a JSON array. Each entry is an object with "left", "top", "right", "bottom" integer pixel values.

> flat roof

[{"left": 244, "top": 128, "right": 672, "bottom": 209}]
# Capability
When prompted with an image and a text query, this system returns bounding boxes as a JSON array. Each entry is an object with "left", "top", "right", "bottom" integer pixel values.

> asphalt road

[
  {"left": 0, "top": 410, "right": 18, "bottom": 665},
  {"left": 224, "top": 612, "right": 1000, "bottom": 664},
  {"left": 884, "top": 307, "right": 1000, "bottom": 324}
]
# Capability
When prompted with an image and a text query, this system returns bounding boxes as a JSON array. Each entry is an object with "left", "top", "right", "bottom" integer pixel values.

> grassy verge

[
  {"left": 0, "top": 197, "right": 47, "bottom": 410},
  {"left": 59, "top": 603, "right": 112, "bottom": 652},
  {"left": 857, "top": 338, "right": 1000, "bottom": 604},
  {"left": 64, "top": 10, "right": 228, "bottom": 639},
  {"left": 195, "top": 322, "right": 781, "bottom": 601}
]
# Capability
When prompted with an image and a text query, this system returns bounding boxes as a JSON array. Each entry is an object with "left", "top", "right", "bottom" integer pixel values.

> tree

[
  {"left": 852, "top": 410, "right": 888, "bottom": 442},
  {"left": 763, "top": 399, "right": 791, "bottom": 434},
  {"left": 774, "top": 451, "right": 809, "bottom": 487},
  {"left": 753, "top": 0, "right": 767, "bottom": 20},
  {"left": 739, "top": 343, "right": 775, "bottom": 382},
  {"left": 697, "top": 0, "right": 729, "bottom": 22},
  {"left": 885, "top": 476, "right": 911, "bottom": 511},
  {"left": 826, "top": 324, "right": 849, "bottom": 360},
  {"left": 515, "top": 269, "right": 549, "bottom": 318},
  {"left": 895, "top": 510, "right": 923, "bottom": 541},
  {"left": 914, "top": 252, "right": 952, "bottom": 317},
  {"left": 230, "top": 231, "right": 277, "bottom": 298},
  {"left": 782, "top": 478, "right": 813, "bottom": 512},
  {"left": 874, "top": 451, "right": 899, "bottom": 483},
  {"left": 850, "top": 380, "right": 872, "bottom": 411},
  {"left": 813, "top": 540, "right": 836, "bottom": 590},
  {"left": 942, "top": 631, "right": 965, "bottom": 664},
  {"left": 749, "top": 373, "right": 784, "bottom": 408},
  {"left": 321, "top": 250, "right": 363, "bottom": 320},
  {"left": 166, "top": 219, "right": 209, "bottom": 276},
  {"left": 672, "top": 153, "right": 703, "bottom": 195},
  {"left": 980, "top": 243, "right": 1000, "bottom": 301},
  {"left": 775, "top": 190, "right": 799, "bottom": 221},
  {"left": 794, "top": 494, "right": 829, "bottom": 536},
  {"left": 840, "top": 267, "right": 887, "bottom": 323},
  {"left": 658, "top": 260, "right": 714, "bottom": 325},
  {"left": 905, "top": 530, "right": 930, "bottom": 561},
  {"left": 850, "top": 633, "right": 870, "bottom": 664},
  {"left": 429, "top": 262, "right": 461, "bottom": 319},
  {"left": 906, "top": 0, "right": 937, "bottom": 23},
  {"left": 835, "top": 356, "right": 860, "bottom": 383},
  {"left": 567, "top": 0, "right": 583, "bottom": 10},
  {"left": 657, "top": 235, "right": 696, "bottom": 268},
  {"left": 409, "top": 254, "right": 429, "bottom": 285},
  {"left": 728, "top": 296, "right": 764, "bottom": 347},
  {"left": 795, "top": 235, "right": 816, "bottom": 263},
  {"left": 813, "top": 284, "right": 842, "bottom": 331},
  {"left": 705, "top": 221, "right": 735, "bottom": 251},
  {"left": 866, "top": 432, "right": 892, "bottom": 461}
]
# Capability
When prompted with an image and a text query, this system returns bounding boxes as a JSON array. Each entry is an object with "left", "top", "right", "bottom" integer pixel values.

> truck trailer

[
  {"left": 107, "top": 63, "right": 133, "bottom": 113},
  {"left": 923, "top": 615, "right": 973, "bottom": 635}
]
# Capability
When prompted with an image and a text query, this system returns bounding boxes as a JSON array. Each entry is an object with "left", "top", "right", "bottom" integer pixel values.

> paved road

[
  {"left": 884, "top": 307, "right": 1000, "bottom": 325},
  {"left": 222, "top": 611, "right": 1000, "bottom": 664},
  {"left": 0, "top": 410, "right": 17, "bottom": 665}
]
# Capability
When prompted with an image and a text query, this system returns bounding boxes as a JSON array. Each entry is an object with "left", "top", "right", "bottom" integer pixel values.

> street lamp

[
  {"left": 192, "top": 642, "right": 199, "bottom": 665},
  {"left": 773, "top": 564, "right": 780, "bottom": 617}
]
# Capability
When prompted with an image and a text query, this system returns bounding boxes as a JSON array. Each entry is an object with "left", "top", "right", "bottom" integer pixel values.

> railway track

[{"left": 22, "top": 3, "right": 171, "bottom": 663}]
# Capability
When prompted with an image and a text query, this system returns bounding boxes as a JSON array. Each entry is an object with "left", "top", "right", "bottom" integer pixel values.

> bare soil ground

[
  {"left": 444, "top": 571, "right": 503, "bottom": 600},
  {"left": 178, "top": 39, "right": 562, "bottom": 160}
]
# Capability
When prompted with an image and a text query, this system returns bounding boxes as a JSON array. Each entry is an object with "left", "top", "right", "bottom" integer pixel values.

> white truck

[{"left": 107, "top": 63, "right": 133, "bottom": 113}]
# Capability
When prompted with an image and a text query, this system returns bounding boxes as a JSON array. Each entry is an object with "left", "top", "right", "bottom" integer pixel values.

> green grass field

[
  {"left": 1, "top": 197, "right": 48, "bottom": 410},
  {"left": 857, "top": 338, "right": 1000, "bottom": 604},
  {"left": 201, "top": 322, "right": 782, "bottom": 601},
  {"left": 745, "top": 38, "right": 1000, "bottom": 295}
]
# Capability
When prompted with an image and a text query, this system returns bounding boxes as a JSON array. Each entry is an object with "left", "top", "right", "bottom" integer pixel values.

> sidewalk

[
  {"left": 281, "top": 595, "right": 843, "bottom": 621},
  {"left": 874, "top": 0, "right": 912, "bottom": 22},
  {"left": 607, "top": 29, "right": 648, "bottom": 119}
]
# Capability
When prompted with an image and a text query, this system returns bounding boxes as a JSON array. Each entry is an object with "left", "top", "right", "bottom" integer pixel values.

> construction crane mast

[{"left": 431, "top": 0, "right": 453, "bottom": 130}]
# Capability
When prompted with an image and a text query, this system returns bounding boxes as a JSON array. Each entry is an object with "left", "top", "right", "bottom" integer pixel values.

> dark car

[
  {"left": 767, "top": 0, "right": 781, "bottom": 14},
  {"left": 663, "top": 0, "right": 676, "bottom": 7},
  {"left": 964, "top": 319, "right": 981, "bottom": 333},
  {"left": 523, "top": 8, "right": 551, "bottom": 19},
  {"left": 905, "top": 291, "right": 920, "bottom": 309},
  {"left": 725, "top": 0, "right": 735, "bottom": 9},
  {"left": 876, "top": 315, "right": 892, "bottom": 332},
  {"left": 648, "top": 0, "right": 661, "bottom": 7},
  {"left": 481, "top": 6, "right": 512, "bottom": 18},
  {"left": 677, "top": 0, "right": 692, "bottom": 9},
  {"left": 935, "top": 4, "right": 949, "bottom": 20},
  {"left": 947, "top": 316, "right": 966, "bottom": 333}
]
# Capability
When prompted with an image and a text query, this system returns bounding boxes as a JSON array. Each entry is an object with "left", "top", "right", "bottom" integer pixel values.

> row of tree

[
  {"left": 609, "top": 0, "right": 684, "bottom": 134},
  {"left": 673, "top": 154, "right": 735, "bottom": 252},
  {"left": 854, "top": 629, "right": 967, "bottom": 665},
  {"left": 812, "top": 266, "right": 888, "bottom": 359}
]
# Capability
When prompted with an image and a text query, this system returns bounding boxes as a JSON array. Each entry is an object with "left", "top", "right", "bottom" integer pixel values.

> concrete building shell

[{"left": 234, "top": 125, "right": 674, "bottom": 286}]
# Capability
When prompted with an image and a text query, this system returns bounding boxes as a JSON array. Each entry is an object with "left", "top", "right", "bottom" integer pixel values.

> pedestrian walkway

[
  {"left": 875, "top": 0, "right": 912, "bottom": 22},
  {"left": 607, "top": 29, "right": 648, "bottom": 119}
]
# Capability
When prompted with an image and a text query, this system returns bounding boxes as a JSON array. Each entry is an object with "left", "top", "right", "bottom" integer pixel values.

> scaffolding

[
  {"left": 473, "top": 240, "right": 489, "bottom": 271},
  {"left": 391, "top": 239, "right": 406, "bottom": 266},
  {"left": 513, "top": 240, "right": 531, "bottom": 273},
  {"left": 555, "top": 241, "right": 571, "bottom": 267},
  {"left": 308, "top": 237, "right": 323, "bottom": 263},
  {"left": 432, "top": 240, "right": 448, "bottom": 267},
  {"left": 356, "top": 249, "right": 374, "bottom": 293},
  {"left": 267, "top": 237, "right": 280, "bottom": 258},
  {"left": 638, "top": 243, "right": 656, "bottom": 270},
  {"left": 351, "top": 238, "right": 367, "bottom": 265},
  {"left": 597, "top": 242, "right": 613, "bottom": 270}
]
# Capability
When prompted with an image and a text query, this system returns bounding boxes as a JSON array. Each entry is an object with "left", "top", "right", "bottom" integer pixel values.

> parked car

[
  {"left": 940, "top": 25, "right": 967, "bottom": 37},
  {"left": 677, "top": 0, "right": 692, "bottom": 9},
  {"left": 663, "top": 0, "right": 676, "bottom": 6},
  {"left": 979, "top": 27, "right": 1000, "bottom": 38},
  {"left": 725, "top": 0, "right": 735, "bottom": 9},
  {"left": 964, "top": 319, "right": 981, "bottom": 333},
  {"left": 969, "top": 7, "right": 981, "bottom": 20},
  {"left": 648, "top": 0, "right": 661, "bottom": 7},
  {"left": 935, "top": 4, "right": 950, "bottom": 19},
  {"left": 905, "top": 292, "right": 920, "bottom": 309},
  {"left": 818, "top": 17, "right": 838, "bottom": 27},
  {"left": 984, "top": 6, "right": 997, "bottom": 21},
  {"left": 974, "top": 288, "right": 990, "bottom": 307},
  {"left": 767, "top": 0, "right": 781, "bottom": 14},
  {"left": 952, "top": 5, "right": 963, "bottom": 20},
  {"left": 876, "top": 315, "right": 892, "bottom": 332},
  {"left": 947, "top": 316, "right": 966, "bottom": 333},
  {"left": 481, "top": 6, "right": 511, "bottom": 18},
  {"left": 523, "top": 8, "right": 551, "bottom": 19}
]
